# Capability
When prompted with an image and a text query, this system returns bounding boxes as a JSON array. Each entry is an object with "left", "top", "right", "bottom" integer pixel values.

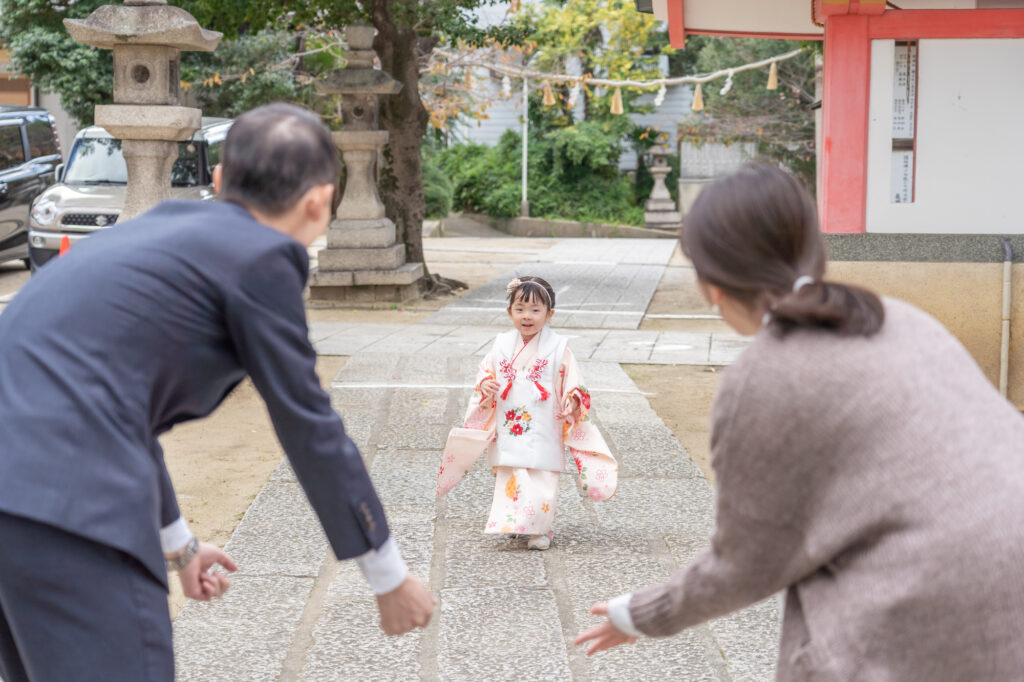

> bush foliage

[
  {"left": 422, "top": 156, "right": 454, "bottom": 219},
  {"left": 436, "top": 118, "right": 645, "bottom": 226}
]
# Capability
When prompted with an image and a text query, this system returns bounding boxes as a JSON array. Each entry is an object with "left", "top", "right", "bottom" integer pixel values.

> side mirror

[{"left": 53, "top": 163, "right": 64, "bottom": 183}]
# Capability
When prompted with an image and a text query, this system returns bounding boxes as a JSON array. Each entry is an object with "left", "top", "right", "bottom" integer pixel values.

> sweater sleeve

[{"left": 626, "top": 367, "right": 823, "bottom": 637}]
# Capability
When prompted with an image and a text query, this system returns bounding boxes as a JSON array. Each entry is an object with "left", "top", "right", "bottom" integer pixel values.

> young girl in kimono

[{"left": 436, "top": 276, "right": 617, "bottom": 550}]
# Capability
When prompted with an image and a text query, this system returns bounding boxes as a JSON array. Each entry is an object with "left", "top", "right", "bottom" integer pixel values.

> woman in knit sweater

[{"left": 575, "top": 165, "right": 1024, "bottom": 680}]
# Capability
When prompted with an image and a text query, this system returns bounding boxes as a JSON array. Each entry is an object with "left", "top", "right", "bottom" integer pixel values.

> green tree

[
  {"left": 177, "top": 0, "right": 527, "bottom": 286},
  {"left": 0, "top": 0, "right": 112, "bottom": 125},
  {"left": 1, "top": 0, "right": 524, "bottom": 290},
  {"left": 514, "top": 0, "right": 667, "bottom": 121},
  {"left": 680, "top": 36, "right": 817, "bottom": 188}
]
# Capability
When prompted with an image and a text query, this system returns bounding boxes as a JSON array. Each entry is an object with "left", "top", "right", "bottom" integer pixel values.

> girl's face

[{"left": 507, "top": 291, "right": 554, "bottom": 342}]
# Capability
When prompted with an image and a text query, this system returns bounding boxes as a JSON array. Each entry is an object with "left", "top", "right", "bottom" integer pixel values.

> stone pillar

[
  {"left": 64, "top": 0, "right": 220, "bottom": 220},
  {"left": 643, "top": 145, "right": 682, "bottom": 229},
  {"left": 308, "top": 24, "right": 424, "bottom": 305}
]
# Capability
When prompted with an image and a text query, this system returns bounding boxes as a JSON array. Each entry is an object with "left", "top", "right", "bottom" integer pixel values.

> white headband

[
  {"left": 507, "top": 278, "right": 551, "bottom": 305},
  {"left": 792, "top": 275, "right": 815, "bottom": 293}
]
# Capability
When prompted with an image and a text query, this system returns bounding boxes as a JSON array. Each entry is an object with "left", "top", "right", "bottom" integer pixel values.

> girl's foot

[{"left": 527, "top": 534, "right": 551, "bottom": 550}]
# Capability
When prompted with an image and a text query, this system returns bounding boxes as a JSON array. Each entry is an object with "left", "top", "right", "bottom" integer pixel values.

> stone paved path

[
  {"left": 309, "top": 322, "right": 750, "bottom": 366},
  {"left": 173, "top": 352, "right": 780, "bottom": 681},
  {"left": 425, "top": 239, "right": 678, "bottom": 329}
]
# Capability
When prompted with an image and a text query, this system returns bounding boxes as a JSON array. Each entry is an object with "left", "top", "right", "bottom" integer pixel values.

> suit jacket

[
  {"left": 627, "top": 299, "right": 1024, "bottom": 680},
  {"left": 0, "top": 200, "right": 389, "bottom": 585}
]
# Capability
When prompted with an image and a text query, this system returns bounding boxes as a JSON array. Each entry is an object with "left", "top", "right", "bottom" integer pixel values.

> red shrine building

[{"left": 639, "top": 0, "right": 1024, "bottom": 405}]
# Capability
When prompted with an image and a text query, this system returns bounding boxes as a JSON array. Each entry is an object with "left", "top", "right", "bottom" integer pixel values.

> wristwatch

[{"left": 165, "top": 535, "right": 199, "bottom": 572}]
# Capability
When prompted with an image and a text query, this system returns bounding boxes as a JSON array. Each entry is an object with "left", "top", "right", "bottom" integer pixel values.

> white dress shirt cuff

[
  {"left": 160, "top": 517, "right": 193, "bottom": 554},
  {"left": 355, "top": 537, "right": 408, "bottom": 595},
  {"left": 607, "top": 592, "right": 644, "bottom": 638}
]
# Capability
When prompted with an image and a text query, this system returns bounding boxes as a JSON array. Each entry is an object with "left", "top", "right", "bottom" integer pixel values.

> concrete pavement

[
  {"left": 173, "top": 356, "right": 779, "bottom": 681},
  {"left": 173, "top": 237, "right": 778, "bottom": 680}
]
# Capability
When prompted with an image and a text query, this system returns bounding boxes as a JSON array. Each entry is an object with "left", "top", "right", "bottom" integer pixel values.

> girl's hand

[
  {"left": 479, "top": 378, "right": 500, "bottom": 397},
  {"left": 574, "top": 603, "right": 638, "bottom": 655},
  {"left": 556, "top": 396, "right": 581, "bottom": 422}
]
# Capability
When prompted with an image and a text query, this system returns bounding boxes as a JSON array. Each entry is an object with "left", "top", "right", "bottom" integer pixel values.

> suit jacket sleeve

[
  {"left": 224, "top": 243, "right": 389, "bottom": 559},
  {"left": 154, "top": 439, "right": 181, "bottom": 528}
]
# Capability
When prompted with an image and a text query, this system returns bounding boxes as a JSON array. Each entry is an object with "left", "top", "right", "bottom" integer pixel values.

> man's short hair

[{"left": 219, "top": 103, "right": 340, "bottom": 215}]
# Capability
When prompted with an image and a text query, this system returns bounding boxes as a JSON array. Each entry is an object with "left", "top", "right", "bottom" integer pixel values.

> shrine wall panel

[{"left": 866, "top": 37, "right": 1024, "bottom": 233}]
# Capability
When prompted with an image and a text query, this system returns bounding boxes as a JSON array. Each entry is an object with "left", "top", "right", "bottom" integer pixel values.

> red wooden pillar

[{"left": 820, "top": 14, "right": 872, "bottom": 233}]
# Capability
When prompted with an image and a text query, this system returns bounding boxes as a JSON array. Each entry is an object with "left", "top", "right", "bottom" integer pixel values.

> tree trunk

[{"left": 371, "top": 0, "right": 431, "bottom": 271}]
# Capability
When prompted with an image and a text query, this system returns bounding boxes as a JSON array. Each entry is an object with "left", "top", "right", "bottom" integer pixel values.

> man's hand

[
  {"left": 376, "top": 575, "right": 437, "bottom": 636},
  {"left": 574, "top": 603, "right": 638, "bottom": 656},
  {"left": 178, "top": 542, "right": 238, "bottom": 602},
  {"left": 479, "top": 378, "right": 500, "bottom": 398}
]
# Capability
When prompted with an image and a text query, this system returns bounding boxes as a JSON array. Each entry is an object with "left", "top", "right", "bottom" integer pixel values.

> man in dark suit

[{"left": 0, "top": 103, "right": 435, "bottom": 681}]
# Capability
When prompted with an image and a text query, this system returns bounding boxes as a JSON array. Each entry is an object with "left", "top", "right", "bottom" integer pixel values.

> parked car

[
  {"left": 28, "top": 117, "right": 232, "bottom": 270},
  {"left": 0, "top": 106, "right": 62, "bottom": 268}
]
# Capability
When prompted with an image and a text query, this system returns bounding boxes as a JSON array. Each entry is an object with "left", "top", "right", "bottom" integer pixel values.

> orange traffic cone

[{"left": 59, "top": 235, "right": 70, "bottom": 257}]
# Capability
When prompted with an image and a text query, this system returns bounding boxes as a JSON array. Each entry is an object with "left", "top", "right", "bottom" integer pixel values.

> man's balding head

[{"left": 219, "top": 103, "right": 340, "bottom": 216}]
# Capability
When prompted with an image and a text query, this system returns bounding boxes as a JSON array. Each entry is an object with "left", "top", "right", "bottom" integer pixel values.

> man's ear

[
  {"left": 303, "top": 183, "right": 335, "bottom": 221},
  {"left": 212, "top": 164, "right": 222, "bottom": 194}
]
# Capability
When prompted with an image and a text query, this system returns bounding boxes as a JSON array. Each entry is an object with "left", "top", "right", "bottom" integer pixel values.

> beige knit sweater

[{"left": 629, "top": 299, "right": 1024, "bottom": 680}]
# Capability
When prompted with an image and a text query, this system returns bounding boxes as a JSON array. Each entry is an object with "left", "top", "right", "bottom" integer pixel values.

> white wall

[
  {"left": 36, "top": 90, "right": 79, "bottom": 160},
  {"left": 866, "top": 38, "right": 1024, "bottom": 234}
]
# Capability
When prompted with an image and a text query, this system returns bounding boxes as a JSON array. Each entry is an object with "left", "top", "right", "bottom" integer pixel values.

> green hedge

[
  {"left": 422, "top": 156, "right": 454, "bottom": 219},
  {"left": 436, "top": 125, "right": 645, "bottom": 226}
]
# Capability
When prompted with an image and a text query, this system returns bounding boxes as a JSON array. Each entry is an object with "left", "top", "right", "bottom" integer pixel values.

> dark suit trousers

[{"left": 0, "top": 512, "right": 173, "bottom": 682}]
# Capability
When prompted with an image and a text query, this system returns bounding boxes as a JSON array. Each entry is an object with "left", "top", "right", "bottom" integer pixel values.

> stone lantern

[
  {"left": 643, "top": 144, "right": 682, "bottom": 230},
  {"left": 64, "top": 0, "right": 220, "bottom": 220},
  {"left": 308, "top": 24, "right": 424, "bottom": 304}
]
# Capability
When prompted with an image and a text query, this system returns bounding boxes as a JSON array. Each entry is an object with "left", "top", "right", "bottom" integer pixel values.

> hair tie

[
  {"left": 792, "top": 275, "right": 815, "bottom": 293},
  {"left": 505, "top": 278, "right": 522, "bottom": 294}
]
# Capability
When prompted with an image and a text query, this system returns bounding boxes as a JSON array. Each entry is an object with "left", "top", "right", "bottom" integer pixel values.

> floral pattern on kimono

[{"left": 436, "top": 329, "right": 617, "bottom": 504}]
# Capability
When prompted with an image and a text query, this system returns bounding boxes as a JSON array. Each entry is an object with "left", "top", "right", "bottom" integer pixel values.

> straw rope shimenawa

[{"left": 433, "top": 46, "right": 807, "bottom": 93}]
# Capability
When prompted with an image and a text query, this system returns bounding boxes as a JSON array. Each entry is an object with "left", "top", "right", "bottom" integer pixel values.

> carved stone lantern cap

[
  {"left": 64, "top": 2, "right": 220, "bottom": 52},
  {"left": 316, "top": 24, "right": 402, "bottom": 96}
]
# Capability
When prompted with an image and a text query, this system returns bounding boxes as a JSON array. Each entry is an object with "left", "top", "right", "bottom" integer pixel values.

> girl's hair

[
  {"left": 680, "top": 164, "right": 884, "bottom": 337},
  {"left": 507, "top": 276, "right": 556, "bottom": 310}
]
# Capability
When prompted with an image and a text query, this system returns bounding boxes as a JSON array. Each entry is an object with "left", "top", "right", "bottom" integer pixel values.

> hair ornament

[
  {"left": 505, "top": 278, "right": 522, "bottom": 294},
  {"left": 792, "top": 275, "right": 815, "bottom": 293}
]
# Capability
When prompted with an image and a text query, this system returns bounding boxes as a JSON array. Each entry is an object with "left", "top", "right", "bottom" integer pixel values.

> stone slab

[
  {"left": 709, "top": 333, "right": 752, "bottom": 365},
  {"left": 299, "top": 595, "right": 424, "bottom": 681},
  {"left": 438, "top": 588, "right": 571, "bottom": 681},
  {"left": 223, "top": 481, "right": 328, "bottom": 577},
  {"left": 353, "top": 262, "right": 424, "bottom": 286},
  {"left": 173, "top": 576, "right": 314, "bottom": 681},
  {"left": 563, "top": 554, "right": 721, "bottom": 681},
  {"left": 308, "top": 269, "right": 354, "bottom": 287},
  {"left": 595, "top": 478, "right": 715, "bottom": 537},
  {"left": 327, "top": 218, "right": 396, "bottom": 248},
  {"left": 444, "top": 520, "right": 548, "bottom": 588},
  {"left": 318, "top": 243, "right": 405, "bottom": 272},
  {"left": 708, "top": 596, "right": 782, "bottom": 682}
]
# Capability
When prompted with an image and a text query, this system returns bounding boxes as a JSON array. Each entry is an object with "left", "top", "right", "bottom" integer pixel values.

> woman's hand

[
  {"left": 479, "top": 378, "right": 500, "bottom": 397},
  {"left": 574, "top": 603, "right": 638, "bottom": 655},
  {"left": 556, "top": 396, "right": 581, "bottom": 422}
]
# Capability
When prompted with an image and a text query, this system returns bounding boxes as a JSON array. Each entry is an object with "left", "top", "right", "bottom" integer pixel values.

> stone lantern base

[
  {"left": 308, "top": 216, "right": 425, "bottom": 304},
  {"left": 308, "top": 129, "right": 425, "bottom": 304}
]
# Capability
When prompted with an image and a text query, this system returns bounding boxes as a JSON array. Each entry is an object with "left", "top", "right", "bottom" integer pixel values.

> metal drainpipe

[{"left": 1000, "top": 238, "right": 1013, "bottom": 397}]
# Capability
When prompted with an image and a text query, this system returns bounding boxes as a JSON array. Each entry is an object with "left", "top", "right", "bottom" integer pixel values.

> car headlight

[{"left": 31, "top": 198, "right": 58, "bottom": 227}]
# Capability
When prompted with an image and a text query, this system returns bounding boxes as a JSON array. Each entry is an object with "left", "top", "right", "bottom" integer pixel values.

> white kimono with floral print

[{"left": 437, "top": 327, "right": 618, "bottom": 537}]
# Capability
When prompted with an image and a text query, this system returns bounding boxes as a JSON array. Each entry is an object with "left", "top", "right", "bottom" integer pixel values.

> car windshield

[{"left": 63, "top": 137, "right": 202, "bottom": 186}]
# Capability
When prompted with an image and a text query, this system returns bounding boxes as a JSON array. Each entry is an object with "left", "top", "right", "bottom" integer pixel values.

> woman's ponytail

[{"left": 770, "top": 280, "right": 885, "bottom": 337}]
